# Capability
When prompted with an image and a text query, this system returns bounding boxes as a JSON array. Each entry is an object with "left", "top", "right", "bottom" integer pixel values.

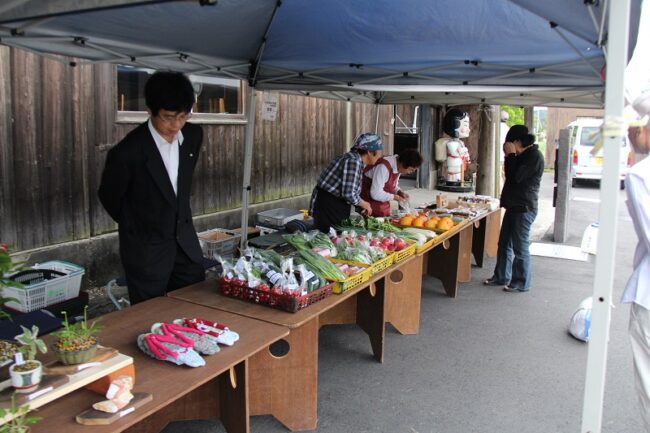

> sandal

[
  {"left": 178, "top": 318, "right": 239, "bottom": 346},
  {"left": 483, "top": 277, "right": 506, "bottom": 286},
  {"left": 152, "top": 322, "right": 220, "bottom": 355},
  {"left": 136, "top": 333, "right": 205, "bottom": 367}
]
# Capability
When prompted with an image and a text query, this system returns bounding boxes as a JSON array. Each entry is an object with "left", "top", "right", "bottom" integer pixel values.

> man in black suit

[{"left": 99, "top": 71, "right": 204, "bottom": 304}]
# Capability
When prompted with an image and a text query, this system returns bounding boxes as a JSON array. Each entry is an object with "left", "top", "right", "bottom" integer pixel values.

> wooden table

[
  {"left": 422, "top": 209, "right": 501, "bottom": 297},
  {"left": 170, "top": 268, "right": 402, "bottom": 432},
  {"left": 32, "top": 297, "right": 288, "bottom": 433}
]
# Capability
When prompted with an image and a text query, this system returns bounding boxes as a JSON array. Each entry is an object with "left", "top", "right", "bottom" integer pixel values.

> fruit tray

[
  {"left": 217, "top": 278, "right": 334, "bottom": 313},
  {"left": 393, "top": 242, "right": 417, "bottom": 262}
]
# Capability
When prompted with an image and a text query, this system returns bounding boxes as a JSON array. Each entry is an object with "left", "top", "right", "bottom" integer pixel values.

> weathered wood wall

[{"left": 0, "top": 48, "right": 394, "bottom": 254}]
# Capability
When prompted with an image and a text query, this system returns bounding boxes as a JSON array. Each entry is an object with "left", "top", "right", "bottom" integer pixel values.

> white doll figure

[{"left": 434, "top": 109, "right": 470, "bottom": 183}]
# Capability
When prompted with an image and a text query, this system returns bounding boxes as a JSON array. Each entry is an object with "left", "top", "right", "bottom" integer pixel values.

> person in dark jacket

[
  {"left": 98, "top": 71, "right": 204, "bottom": 304},
  {"left": 484, "top": 125, "right": 544, "bottom": 292}
]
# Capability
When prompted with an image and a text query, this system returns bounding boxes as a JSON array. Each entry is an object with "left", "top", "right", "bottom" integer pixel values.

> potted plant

[
  {"left": 0, "top": 395, "right": 41, "bottom": 433},
  {"left": 9, "top": 326, "right": 47, "bottom": 393},
  {"left": 51, "top": 307, "right": 102, "bottom": 365},
  {"left": 0, "top": 244, "right": 24, "bottom": 320}
]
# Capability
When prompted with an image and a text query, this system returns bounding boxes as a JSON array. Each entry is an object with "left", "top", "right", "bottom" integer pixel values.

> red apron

[{"left": 360, "top": 158, "right": 400, "bottom": 217}]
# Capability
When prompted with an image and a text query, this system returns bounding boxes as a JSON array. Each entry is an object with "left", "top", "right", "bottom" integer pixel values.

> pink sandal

[
  {"left": 178, "top": 317, "right": 239, "bottom": 346},
  {"left": 136, "top": 333, "right": 205, "bottom": 367},
  {"left": 152, "top": 322, "right": 220, "bottom": 355}
]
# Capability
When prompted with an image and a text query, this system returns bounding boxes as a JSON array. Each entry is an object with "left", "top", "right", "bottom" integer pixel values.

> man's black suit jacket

[{"left": 98, "top": 121, "right": 203, "bottom": 280}]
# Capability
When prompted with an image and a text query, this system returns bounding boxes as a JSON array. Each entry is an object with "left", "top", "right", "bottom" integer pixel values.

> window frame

[{"left": 115, "top": 66, "right": 248, "bottom": 125}]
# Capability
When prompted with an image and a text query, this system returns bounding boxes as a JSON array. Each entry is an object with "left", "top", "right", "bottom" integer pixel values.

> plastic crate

[
  {"left": 5, "top": 260, "right": 85, "bottom": 313},
  {"left": 416, "top": 238, "right": 436, "bottom": 254},
  {"left": 218, "top": 278, "right": 334, "bottom": 313},
  {"left": 327, "top": 259, "right": 373, "bottom": 294},
  {"left": 198, "top": 228, "right": 241, "bottom": 259},
  {"left": 393, "top": 242, "right": 417, "bottom": 263}
]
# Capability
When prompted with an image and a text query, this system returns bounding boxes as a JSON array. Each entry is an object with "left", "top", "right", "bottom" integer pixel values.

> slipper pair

[{"left": 136, "top": 333, "right": 205, "bottom": 367}]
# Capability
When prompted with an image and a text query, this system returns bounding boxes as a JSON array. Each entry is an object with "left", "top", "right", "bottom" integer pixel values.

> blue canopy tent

[{"left": 0, "top": 1, "right": 642, "bottom": 431}]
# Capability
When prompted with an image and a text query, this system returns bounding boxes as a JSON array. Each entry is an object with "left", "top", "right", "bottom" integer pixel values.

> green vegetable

[
  {"left": 283, "top": 233, "right": 310, "bottom": 251},
  {"left": 297, "top": 250, "right": 347, "bottom": 281}
]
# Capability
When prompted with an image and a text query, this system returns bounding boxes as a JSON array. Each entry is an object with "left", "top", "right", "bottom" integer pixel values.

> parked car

[{"left": 569, "top": 117, "right": 631, "bottom": 189}]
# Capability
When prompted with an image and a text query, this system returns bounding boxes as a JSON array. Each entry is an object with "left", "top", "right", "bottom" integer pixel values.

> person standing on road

[
  {"left": 98, "top": 71, "right": 204, "bottom": 304},
  {"left": 309, "top": 133, "right": 383, "bottom": 232},
  {"left": 360, "top": 148, "right": 423, "bottom": 217},
  {"left": 484, "top": 125, "right": 544, "bottom": 292},
  {"left": 621, "top": 89, "right": 650, "bottom": 431}
]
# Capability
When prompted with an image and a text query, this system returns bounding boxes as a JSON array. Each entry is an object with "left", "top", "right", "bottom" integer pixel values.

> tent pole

[
  {"left": 239, "top": 86, "right": 257, "bottom": 250},
  {"left": 581, "top": 0, "right": 630, "bottom": 431}
]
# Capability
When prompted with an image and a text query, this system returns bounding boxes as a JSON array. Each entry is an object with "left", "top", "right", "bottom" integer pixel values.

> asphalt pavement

[{"left": 164, "top": 173, "right": 642, "bottom": 433}]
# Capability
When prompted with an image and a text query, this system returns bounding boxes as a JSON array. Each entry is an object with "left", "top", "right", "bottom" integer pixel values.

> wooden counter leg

[
  {"left": 458, "top": 225, "right": 473, "bottom": 283},
  {"left": 486, "top": 209, "right": 502, "bottom": 258},
  {"left": 472, "top": 218, "right": 487, "bottom": 268},
  {"left": 356, "top": 278, "right": 386, "bottom": 363},
  {"left": 248, "top": 318, "right": 318, "bottom": 431},
  {"left": 426, "top": 236, "right": 460, "bottom": 297},
  {"left": 219, "top": 360, "right": 249, "bottom": 433},
  {"left": 385, "top": 256, "right": 423, "bottom": 335}
]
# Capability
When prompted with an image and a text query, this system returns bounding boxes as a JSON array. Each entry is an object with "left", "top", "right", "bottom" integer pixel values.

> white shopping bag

[{"left": 569, "top": 297, "right": 593, "bottom": 342}]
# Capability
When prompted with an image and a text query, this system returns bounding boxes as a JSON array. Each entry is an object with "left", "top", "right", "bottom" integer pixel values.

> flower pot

[
  {"left": 9, "top": 360, "right": 43, "bottom": 393},
  {"left": 52, "top": 343, "right": 98, "bottom": 365}
]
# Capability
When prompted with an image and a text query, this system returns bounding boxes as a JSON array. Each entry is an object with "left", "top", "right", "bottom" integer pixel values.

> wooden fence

[{"left": 0, "top": 47, "right": 393, "bottom": 252}]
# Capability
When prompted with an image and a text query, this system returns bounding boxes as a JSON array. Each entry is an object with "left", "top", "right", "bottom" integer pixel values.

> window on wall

[{"left": 116, "top": 65, "right": 245, "bottom": 123}]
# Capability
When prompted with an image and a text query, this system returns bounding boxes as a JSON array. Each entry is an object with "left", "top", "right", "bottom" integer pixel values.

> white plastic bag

[{"left": 569, "top": 297, "right": 593, "bottom": 342}]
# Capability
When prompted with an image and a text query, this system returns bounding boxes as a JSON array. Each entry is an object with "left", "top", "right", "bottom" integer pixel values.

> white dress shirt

[
  {"left": 621, "top": 156, "right": 650, "bottom": 309},
  {"left": 148, "top": 120, "right": 183, "bottom": 195},
  {"left": 364, "top": 154, "right": 400, "bottom": 202}
]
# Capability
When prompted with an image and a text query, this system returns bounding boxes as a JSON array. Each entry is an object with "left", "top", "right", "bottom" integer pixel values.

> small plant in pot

[
  {"left": 0, "top": 395, "right": 41, "bottom": 433},
  {"left": 9, "top": 326, "right": 47, "bottom": 393},
  {"left": 51, "top": 307, "right": 102, "bottom": 365}
]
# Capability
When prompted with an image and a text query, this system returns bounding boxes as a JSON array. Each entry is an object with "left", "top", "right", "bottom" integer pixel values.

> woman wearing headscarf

[
  {"left": 360, "top": 148, "right": 423, "bottom": 217},
  {"left": 309, "top": 133, "right": 384, "bottom": 232},
  {"left": 483, "top": 125, "right": 544, "bottom": 292}
]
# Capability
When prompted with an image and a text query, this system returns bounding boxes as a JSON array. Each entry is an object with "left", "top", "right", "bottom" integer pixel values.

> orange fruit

[
  {"left": 413, "top": 217, "right": 426, "bottom": 227},
  {"left": 399, "top": 215, "right": 415, "bottom": 226},
  {"left": 436, "top": 217, "right": 454, "bottom": 231},
  {"left": 424, "top": 218, "right": 437, "bottom": 228}
]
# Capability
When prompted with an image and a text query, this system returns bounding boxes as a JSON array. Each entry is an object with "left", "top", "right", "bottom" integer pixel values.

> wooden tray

[{"left": 76, "top": 392, "right": 153, "bottom": 425}]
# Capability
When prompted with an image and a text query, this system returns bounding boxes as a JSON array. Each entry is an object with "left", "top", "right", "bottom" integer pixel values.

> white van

[{"left": 568, "top": 117, "right": 631, "bottom": 188}]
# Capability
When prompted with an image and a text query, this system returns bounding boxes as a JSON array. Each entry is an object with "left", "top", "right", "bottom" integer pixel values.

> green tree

[{"left": 502, "top": 105, "right": 524, "bottom": 127}]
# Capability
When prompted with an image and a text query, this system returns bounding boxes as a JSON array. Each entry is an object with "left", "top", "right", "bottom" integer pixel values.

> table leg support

[
  {"left": 472, "top": 219, "right": 487, "bottom": 268},
  {"left": 248, "top": 318, "right": 318, "bottom": 431},
  {"left": 426, "top": 236, "right": 460, "bottom": 298},
  {"left": 385, "top": 256, "right": 423, "bottom": 335},
  {"left": 458, "top": 225, "right": 473, "bottom": 283},
  {"left": 219, "top": 360, "right": 249, "bottom": 433},
  {"left": 485, "top": 210, "right": 501, "bottom": 258},
  {"left": 356, "top": 279, "right": 386, "bottom": 363}
]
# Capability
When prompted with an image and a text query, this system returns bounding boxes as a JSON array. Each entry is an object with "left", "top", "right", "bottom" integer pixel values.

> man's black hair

[{"left": 145, "top": 71, "right": 195, "bottom": 116}]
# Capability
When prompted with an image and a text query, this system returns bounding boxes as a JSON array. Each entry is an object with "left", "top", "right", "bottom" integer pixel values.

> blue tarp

[{"left": 0, "top": 0, "right": 642, "bottom": 106}]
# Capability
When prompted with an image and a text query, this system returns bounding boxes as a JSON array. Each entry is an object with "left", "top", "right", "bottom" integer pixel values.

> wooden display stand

[{"left": 0, "top": 350, "right": 133, "bottom": 425}]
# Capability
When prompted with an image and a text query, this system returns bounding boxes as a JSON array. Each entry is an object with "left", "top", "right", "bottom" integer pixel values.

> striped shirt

[{"left": 309, "top": 151, "right": 363, "bottom": 214}]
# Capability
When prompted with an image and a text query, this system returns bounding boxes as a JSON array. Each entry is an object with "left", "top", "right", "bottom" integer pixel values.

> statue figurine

[
  {"left": 92, "top": 375, "right": 135, "bottom": 413},
  {"left": 434, "top": 109, "right": 470, "bottom": 183}
]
